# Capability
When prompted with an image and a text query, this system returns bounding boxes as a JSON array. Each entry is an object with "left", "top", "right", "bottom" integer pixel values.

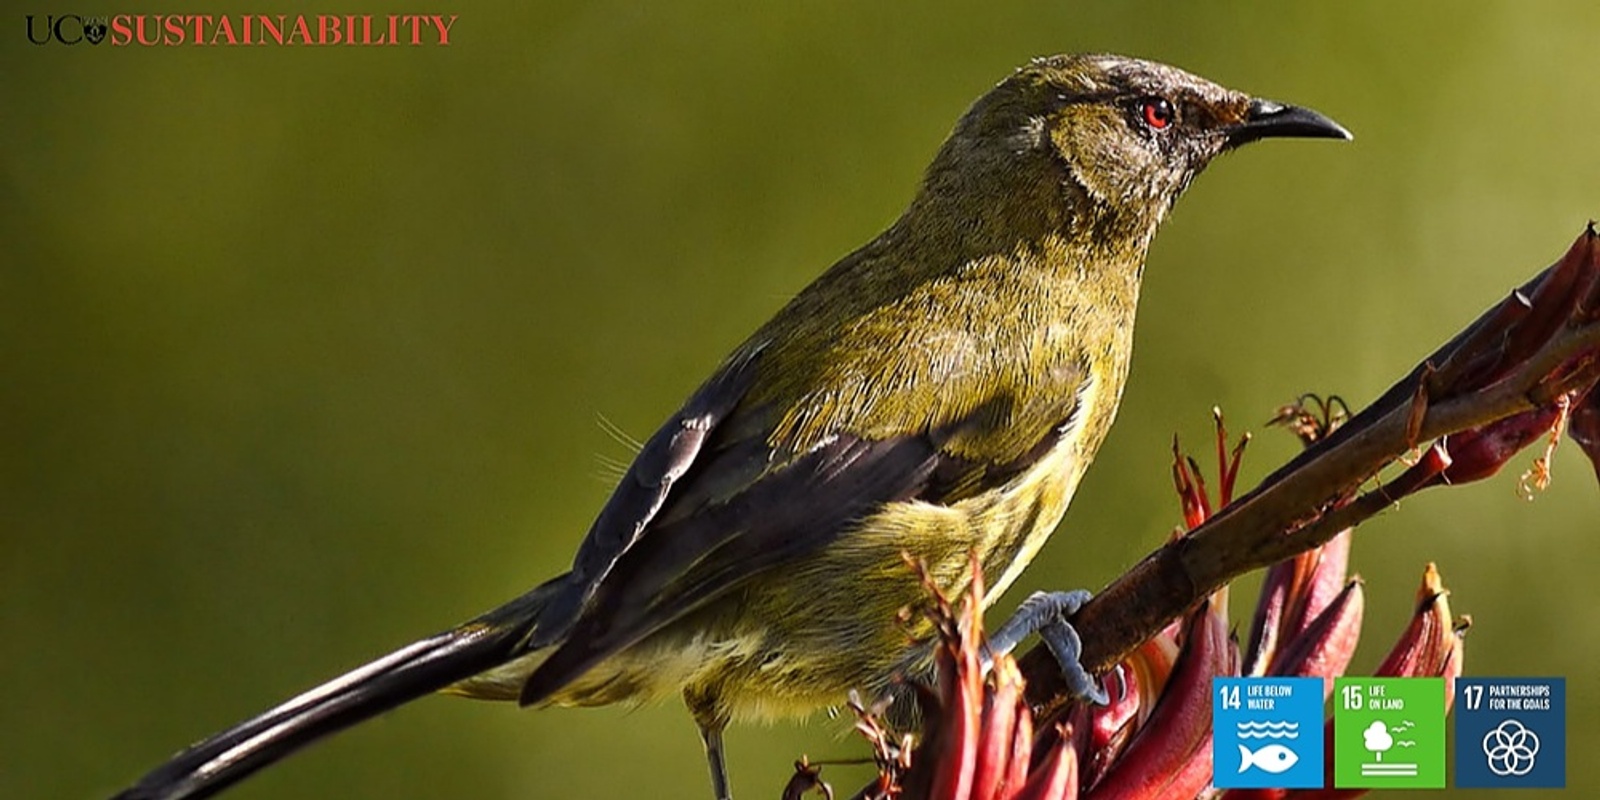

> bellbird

[{"left": 111, "top": 54, "right": 1348, "bottom": 800}]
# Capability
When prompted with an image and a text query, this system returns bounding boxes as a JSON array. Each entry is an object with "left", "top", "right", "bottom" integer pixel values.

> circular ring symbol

[{"left": 1481, "top": 719, "right": 1540, "bottom": 777}]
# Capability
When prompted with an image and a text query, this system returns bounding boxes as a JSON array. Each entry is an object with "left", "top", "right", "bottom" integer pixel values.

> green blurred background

[{"left": 3, "top": 2, "right": 1597, "bottom": 798}]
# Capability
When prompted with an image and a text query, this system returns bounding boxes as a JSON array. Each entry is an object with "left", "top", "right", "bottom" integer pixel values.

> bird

[{"left": 110, "top": 53, "right": 1349, "bottom": 800}]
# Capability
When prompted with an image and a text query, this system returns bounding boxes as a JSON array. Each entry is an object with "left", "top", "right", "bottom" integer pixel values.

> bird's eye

[{"left": 1140, "top": 97, "right": 1176, "bottom": 131}]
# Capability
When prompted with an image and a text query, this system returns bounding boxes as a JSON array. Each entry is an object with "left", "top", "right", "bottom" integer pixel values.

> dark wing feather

[
  {"left": 527, "top": 348, "right": 763, "bottom": 650},
  {"left": 519, "top": 402, "right": 1071, "bottom": 705}
]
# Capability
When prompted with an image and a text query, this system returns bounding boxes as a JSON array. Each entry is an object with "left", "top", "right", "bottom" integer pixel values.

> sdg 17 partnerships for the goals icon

[{"left": 1455, "top": 677, "right": 1565, "bottom": 788}]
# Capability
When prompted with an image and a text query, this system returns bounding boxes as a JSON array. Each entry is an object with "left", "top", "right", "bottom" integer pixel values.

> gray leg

[
  {"left": 985, "top": 590, "right": 1108, "bottom": 705},
  {"left": 698, "top": 719, "right": 733, "bottom": 800},
  {"left": 686, "top": 688, "right": 734, "bottom": 800}
]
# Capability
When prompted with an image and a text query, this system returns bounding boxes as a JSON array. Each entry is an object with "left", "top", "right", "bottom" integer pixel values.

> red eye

[{"left": 1141, "top": 97, "right": 1175, "bottom": 130}]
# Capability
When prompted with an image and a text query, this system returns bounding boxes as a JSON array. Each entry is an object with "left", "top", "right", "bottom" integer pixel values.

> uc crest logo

[{"left": 24, "top": 15, "right": 109, "bottom": 45}]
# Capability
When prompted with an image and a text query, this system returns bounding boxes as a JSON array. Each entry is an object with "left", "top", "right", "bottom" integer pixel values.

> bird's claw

[{"left": 984, "top": 590, "right": 1108, "bottom": 706}]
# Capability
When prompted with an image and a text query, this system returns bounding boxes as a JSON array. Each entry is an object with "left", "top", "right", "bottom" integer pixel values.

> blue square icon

[
  {"left": 1455, "top": 677, "right": 1565, "bottom": 788},
  {"left": 1212, "top": 677, "right": 1326, "bottom": 788}
]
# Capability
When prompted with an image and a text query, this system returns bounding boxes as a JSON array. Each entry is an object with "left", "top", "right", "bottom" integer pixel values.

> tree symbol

[{"left": 1363, "top": 721, "right": 1394, "bottom": 761}]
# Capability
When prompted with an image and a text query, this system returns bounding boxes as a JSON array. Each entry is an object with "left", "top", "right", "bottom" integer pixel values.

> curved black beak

[{"left": 1227, "top": 98, "right": 1352, "bottom": 147}]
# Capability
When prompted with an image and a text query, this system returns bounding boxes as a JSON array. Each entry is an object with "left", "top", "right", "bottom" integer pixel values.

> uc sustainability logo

[{"left": 24, "top": 14, "right": 459, "bottom": 46}]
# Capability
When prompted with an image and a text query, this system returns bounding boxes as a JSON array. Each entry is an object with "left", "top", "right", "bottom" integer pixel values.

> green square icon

[{"left": 1333, "top": 677, "right": 1446, "bottom": 788}]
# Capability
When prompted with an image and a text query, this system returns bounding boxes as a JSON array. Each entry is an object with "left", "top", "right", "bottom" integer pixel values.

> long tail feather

[{"left": 112, "top": 581, "right": 559, "bottom": 800}]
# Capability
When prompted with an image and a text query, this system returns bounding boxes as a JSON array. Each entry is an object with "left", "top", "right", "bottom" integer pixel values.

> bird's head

[{"left": 915, "top": 53, "right": 1350, "bottom": 254}]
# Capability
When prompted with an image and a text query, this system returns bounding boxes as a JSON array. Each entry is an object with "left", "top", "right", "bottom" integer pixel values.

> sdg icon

[
  {"left": 1456, "top": 677, "right": 1565, "bottom": 788},
  {"left": 1212, "top": 677, "right": 1324, "bottom": 789}
]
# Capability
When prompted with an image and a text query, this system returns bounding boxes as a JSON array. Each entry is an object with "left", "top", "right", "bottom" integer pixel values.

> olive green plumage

[{"left": 112, "top": 54, "right": 1348, "bottom": 800}]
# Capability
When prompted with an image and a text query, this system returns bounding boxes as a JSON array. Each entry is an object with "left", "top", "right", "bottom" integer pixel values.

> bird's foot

[{"left": 983, "top": 589, "right": 1108, "bottom": 705}]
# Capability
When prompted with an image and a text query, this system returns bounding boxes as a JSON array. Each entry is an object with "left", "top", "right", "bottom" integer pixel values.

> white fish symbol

[{"left": 1238, "top": 743, "right": 1300, "bottom": 774}]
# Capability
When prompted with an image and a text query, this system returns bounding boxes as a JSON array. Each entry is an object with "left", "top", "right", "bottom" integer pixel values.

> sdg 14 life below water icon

[{"left": 1212, "top": 677, "right": 1325, "bottom": 789}]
